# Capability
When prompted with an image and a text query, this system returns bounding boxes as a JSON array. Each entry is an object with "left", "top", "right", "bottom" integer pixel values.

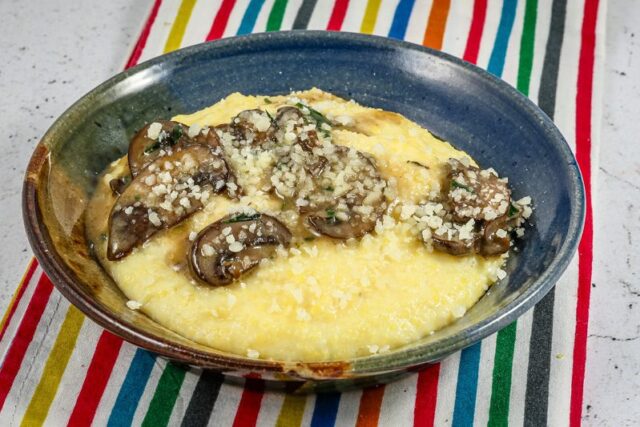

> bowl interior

[{"left": 24, "top": 31, "right": 584, "bottom": 378}]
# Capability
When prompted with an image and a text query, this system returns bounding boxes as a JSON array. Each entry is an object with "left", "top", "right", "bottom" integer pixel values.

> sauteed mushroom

[
  {"left": 189, "top": 213, "right": 292, "bottom": 286},
  {"left": 432, "top": 233, "right": 479, "bottom": 256},
  {"left": 479, "top": 215, "right": 512, "bottom": 256},
  {"left": 107, "top": 144, "right": 232, "bottom": 260},
  {"left": 128, "top": 120, "right": 222, "bottom": 177},
  {"left": 221, "top": 109, "right": 277, "bottom": 147},
  {"left": 446, "top": 158, "right": 511, "bottom": 222}
]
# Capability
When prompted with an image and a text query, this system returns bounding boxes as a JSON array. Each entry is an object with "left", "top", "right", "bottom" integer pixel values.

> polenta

[{"left": 86, "top": 88, "right": 531, "bottom": 361}]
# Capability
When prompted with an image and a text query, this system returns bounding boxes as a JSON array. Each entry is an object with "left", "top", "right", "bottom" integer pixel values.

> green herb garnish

[
  {"left": 169, "top": 125, "right": 183, "bottom": 145},
  {"left": 134, "top": 194, "right": 141, "bottom": 201},
  {"left": 264, "top": 98, "right": 272, "bottom": 104},
  {"left": 451, "top": 180, "right": 474, "bottom": 193},
  {"left": 303, "top": 236, "right": 316, "bottom": 241},
  {"left": 144, "top": 141, "right": 160, "bottom": 153},
  {"left": 295, "top": 102, "right": 331, "bottom": 128},
  {"left": 265, "top": 109, "right": 274, "bottom": 122},
  {"left": 223, "top": 213, "right": 261, "bottom": 223},
  {"left": 324, "top": 186, "right": 334, "bottom": 192},
  {"left": 99, "top": 233, "right": 107, "bottom": 241},
  {"left": 508, "top": 202, "right": 519, "bottom": 217}
]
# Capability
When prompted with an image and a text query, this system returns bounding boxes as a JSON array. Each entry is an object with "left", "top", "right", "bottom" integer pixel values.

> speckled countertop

[{"left": 0, "top": 0, "right": 638, "bottom": 424}]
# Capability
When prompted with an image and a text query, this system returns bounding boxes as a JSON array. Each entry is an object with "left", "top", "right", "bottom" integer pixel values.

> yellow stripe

[
  {"left": 275, "top": 394, "right": 307, "bottom": 427},
  {"left": 360, "top": 0, "right": 382, "bottom": 34},
  {"left": 21, "top": 306, "right": 85, "bottom": 426},
  {"left": 0, "top": 258, "right": 36, "bottom": 332},
  {"left": 163, "top": 0, "right": 198, "bottom": 53}
]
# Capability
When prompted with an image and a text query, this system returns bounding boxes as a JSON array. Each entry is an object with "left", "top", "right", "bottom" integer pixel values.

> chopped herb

[
  {"left": 324, "top": 186, "right": 334, "bottom": 192},
  {"left": 144, "top": 141, "right": 160, "bottom": 153},
  {"left": 303, "top": 236, "right": 315, "bottom": 241},
  {"left": 134, "top": 194, "right": 141, "bottom": 201},
  {"left": 451, "top": 180, "right": 474, "bottom": 193},
  {"left": 295, "top": 102, "right": 331, "bottom": 129},
  {"left": 265, "top": 109, "right": 274, "bottom": 122},
  {"left": 99, "top": 233, "right": 107, "bottom": 241},
  {"left": 264, "top": 98, "right": 272, "bottom": 104},
  {"left": 508, "top": 202, "right": 519, "bottom": 217},
  {"left": 407, "top": 160, "right": 429, "bottom": 170},
  {"left": 169, "top": 125, "right": 183, "bottom": 145},
  {"left": 223, "top": 213, "right": 261, "bottom": 223}
]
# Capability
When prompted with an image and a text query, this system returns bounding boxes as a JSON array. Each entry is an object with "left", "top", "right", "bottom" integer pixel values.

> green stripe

[
  {"left": 266, "top": 0, "right": 288, "bottom": 31},
  {"left": 488, "top": 1, "right": 538, "bottom": 426},
  {"left": 516, "top": 0, "right": 538, "bottom": 94},
  {"left": 142, "top": 363, "right": 187, "bottom": 427},
  {"left": 489, "top": 322, "right": 517, "bottom": 426}
]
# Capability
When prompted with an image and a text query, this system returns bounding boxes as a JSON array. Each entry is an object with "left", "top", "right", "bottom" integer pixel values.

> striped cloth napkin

[{"left": 1, "top": 0, "right": 604, "bottom": 425}]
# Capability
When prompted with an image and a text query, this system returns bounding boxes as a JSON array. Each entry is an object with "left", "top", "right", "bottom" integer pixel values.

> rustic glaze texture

[{"left": 22, "top": 32, "right": 584, "bottom": 389}]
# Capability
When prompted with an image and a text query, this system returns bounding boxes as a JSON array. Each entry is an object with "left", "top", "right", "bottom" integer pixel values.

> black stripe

[
  {"left": 180, "top": 371, "right": 224, "bottom": 427},
  {"left": 536, "top": 0, "right": 567, "bottom": 119},
  {"left": 292, "top": 0, "right": 317, "bottom": 29},
  {"left": 524, "top": 0, "right": 567, "bottom": 425}
]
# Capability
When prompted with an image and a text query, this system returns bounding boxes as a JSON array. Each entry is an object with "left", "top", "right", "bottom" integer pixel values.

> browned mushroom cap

[
  {"left": 109, "top": 176, "right": 131, "bottom": 196},
  {"left": 275, "top": 106, "right": 322, "bottom": 151},
  {"left": 107, "top": 144, "right": 231, "bottom": 260},
  {"left": 479, "top": 215, "right": 512, "bottom": 256},
  {"left": 306, "top": 208, "right": 379, "bottom": 239},
  {"left": 225, "top": 109, "right": 276, "bottom": 147},
  {"left": 432, "top": 233, "right": 480, "bottom": 256},
  {"left": 189, "top": 213, "right": 292, "bottom": 286},
  {"left": 128, "top": 121, "right": 188, "bottom": 176},
  {"left": 446, "top": 158, "right": 511, "bottom": 222},
  {"left": 129, "top": 121, "right": 223, "bottom": 177}
]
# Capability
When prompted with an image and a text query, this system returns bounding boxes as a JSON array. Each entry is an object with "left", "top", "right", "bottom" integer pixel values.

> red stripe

[
  {"left": 125, "top": 0, "right": 163, "bottom": 69},
  {"left": 326, "top": 0, "right": 350, "bottom": 31},
  {"left": 355, "top": 385, "right": 385, "bottom": 427},
  {"left": 0, "top": 259, "right": 39, "bottom": 343},
  {"left": 206, "top": 0, "right": 237, "bottom": 41},
  {"left": 413, "top": 364, "right": 440, "bottom": 426},
  {"left": 0, "top": 274, "right": 54, "bottom": 410},
  {"left": 67, "top": 332, "right": 124, "bottom": 426},
  {"left": 462, "top": 0, "right": 487, "bottom": 64},
  {"left": 570, "top": 0, "right": 599, "bottom": 425},
  {"left": 232, "top": 378, "right": 264, "bottom": 427}
]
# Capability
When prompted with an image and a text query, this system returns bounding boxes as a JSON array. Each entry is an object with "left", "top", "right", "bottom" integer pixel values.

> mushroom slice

[
  {"left": 189, "top": 213, "right": 292, "bottom": 286},
  {"left": 128, "top": 121, "right": 188, "bottom": 176},
  {"left": 479, "top": 215, "right": 512, "bottom": 256},
  {"left": 431, "top": 233, "right": 480, "bottom": 256},
  {"left": 306, "top": 208, "right": 378, "bottom": 239},
  {"left": 229, "top": 109, "right": 277, "bottom": 147},
  {"left": 128, "top": 121, "right": 222, "bottom": 177},
  {"left": 107, "top": 144, "right": 231, "bottom": 260},
  {"left": 446, "top": 158, "right": 511, "bottom": 222}
]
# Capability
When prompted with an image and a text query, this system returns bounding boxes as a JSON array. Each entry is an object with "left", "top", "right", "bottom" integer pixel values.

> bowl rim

[{"left": 22, "top": 30, "right": 586, "bottom": 378}]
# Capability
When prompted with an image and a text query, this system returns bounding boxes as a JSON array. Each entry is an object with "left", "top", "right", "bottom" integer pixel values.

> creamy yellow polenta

[{"left": 86, "top": 89, "right": 506, "bottom": 362}]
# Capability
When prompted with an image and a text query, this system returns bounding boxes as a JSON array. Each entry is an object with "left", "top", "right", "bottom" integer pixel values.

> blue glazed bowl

[{"left": 23, "top": 31, "right": 584, "bottom": 389}]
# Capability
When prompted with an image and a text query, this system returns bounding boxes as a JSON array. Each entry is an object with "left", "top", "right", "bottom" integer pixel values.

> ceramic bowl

[{"left": 23, "top": 31, "right": 584, "bottom": 391}]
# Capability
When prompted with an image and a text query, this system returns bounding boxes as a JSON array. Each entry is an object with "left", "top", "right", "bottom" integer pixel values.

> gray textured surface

[{"left": 0, "top": 0, "right": 638, "bottom": 424}]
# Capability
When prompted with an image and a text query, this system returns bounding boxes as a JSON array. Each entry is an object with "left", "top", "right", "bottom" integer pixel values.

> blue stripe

[
  {"left": 452, "top": 343, "right": 482, "bottom": 427},
  {"left": 388, "top": 0, "right": 416, "bottom": 39},
  {"left": 107, "top": 350, "right": 157, "bottom": 427},
  {"left": 236, "top": 0, "right": 265, "bottom": 35},
  {"left": 487, "top": 0, "right": 518, "bottom": 76},
  {"left": 310, "top": 393, "right": 341, "bottom": 427},
  {"left": 452, "top": 1, "right": 518, "bottom": 424}
]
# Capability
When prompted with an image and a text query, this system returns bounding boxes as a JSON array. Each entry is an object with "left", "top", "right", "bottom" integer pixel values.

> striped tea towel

[{"left": 0, "top": 0, "right": 605, "bottom": 425}]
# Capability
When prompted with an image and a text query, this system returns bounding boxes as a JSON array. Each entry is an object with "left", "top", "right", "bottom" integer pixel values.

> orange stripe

[
  {"left": 355, "top": 386, "right": 385, "bottom": 427},
  {"left": 422, "top": 0, "right": 451, "bottom": 50},
  {"left": 0, "top": 258, "right": 38, "bottom": 341}
]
